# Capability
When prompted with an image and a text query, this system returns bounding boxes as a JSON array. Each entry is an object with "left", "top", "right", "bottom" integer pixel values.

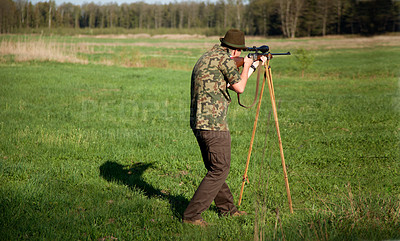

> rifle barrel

[{"left": 271, "top": 52, "right": 291, "bottom": 55}]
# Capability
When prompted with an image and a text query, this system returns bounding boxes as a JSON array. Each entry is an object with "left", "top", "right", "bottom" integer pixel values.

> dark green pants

[{"left": 183, "top": 129, "right": 238, "bottom": 221}]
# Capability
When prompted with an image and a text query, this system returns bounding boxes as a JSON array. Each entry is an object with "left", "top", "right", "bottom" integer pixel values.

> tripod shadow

[{"left": 99, "top": 161, "right": 189, "bottom": 219}]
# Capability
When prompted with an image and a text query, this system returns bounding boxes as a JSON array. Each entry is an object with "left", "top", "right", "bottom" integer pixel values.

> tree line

[{"left": 1, "top": 0, "right": 399, "bottom": 37}]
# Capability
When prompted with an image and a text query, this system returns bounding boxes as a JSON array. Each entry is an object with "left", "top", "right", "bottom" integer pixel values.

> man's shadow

[{"left": 99, "top": 161, "right": 189, "bottom": 219}]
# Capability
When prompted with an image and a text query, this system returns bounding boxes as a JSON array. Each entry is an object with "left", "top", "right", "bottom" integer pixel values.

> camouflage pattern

[{"left": 190, "top": 44, "right": 242, "bottom": 131}]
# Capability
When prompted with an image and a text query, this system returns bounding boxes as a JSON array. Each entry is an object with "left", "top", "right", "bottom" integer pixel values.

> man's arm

[
  {"left": 229, "top": 56, "right": 254, "bottom": 94},
  {"left": 229, "top": 55, "right": 268, "bottom": 94}
]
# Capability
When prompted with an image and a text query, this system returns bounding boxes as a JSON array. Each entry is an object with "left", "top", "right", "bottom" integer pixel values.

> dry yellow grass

[
  {"left": 0, "top": 37, "right": 146, "bottom": 67},
  {"left": 0, "top": 38, "right": 88, "bottom": 64}
]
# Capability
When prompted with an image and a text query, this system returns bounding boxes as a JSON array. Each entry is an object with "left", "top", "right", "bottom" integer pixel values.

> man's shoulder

[
  {"left": 204, "top": 45, "right": 229, "bottom": 59},
  {"left": 196, "top": 45, "right": 231, "bottom": 69}
]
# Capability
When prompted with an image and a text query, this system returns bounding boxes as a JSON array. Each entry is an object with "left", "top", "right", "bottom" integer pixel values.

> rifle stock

[{"left": 231, "top": 57, "right": 245, "bottom": 68}]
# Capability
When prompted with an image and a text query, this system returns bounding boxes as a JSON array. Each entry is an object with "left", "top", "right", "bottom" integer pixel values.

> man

[{"left": 183, "top": 29, "right": 265, "bottom": 226}]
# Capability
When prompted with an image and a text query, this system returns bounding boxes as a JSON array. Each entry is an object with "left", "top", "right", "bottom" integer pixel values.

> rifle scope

[{"left": 245, "top": 45, "right": 269, "bottom": 53}]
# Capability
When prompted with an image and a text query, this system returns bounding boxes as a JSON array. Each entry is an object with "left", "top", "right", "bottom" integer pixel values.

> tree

[
  {"left": 73, "top": 5, "right": 80, "bottom": 28},
  {"left": 278, "top": 0, "right": 305, "bottom": 38},
  {"left": 153, "top": 4, "right": 162, "bottom": 29},
  {"left": 0, "top": 0, "right": 16, "bottom": 33},
  {"left": 235, "top": 0, "right": 243, "bottom": 29},
  {"left": 299, "top": 0, "right": 318, "bottom": 36},
  {"left": 81, "top": 3, "right": 98, "bottom": 28},
  {"left": 317, "top": 0, "right": 334, "bottom": 36},
  {"left": 119, "top": 4, "right": 128, "bottom": 28},
  {"left": 391, "top": 1, "right": 400, "bottom": 32},
  {"left": 57, "top": 3, "right": 75, "bottom": 28},
  {"left": 15, "top": 0, "right": 26, "bottom": 28},
  {"left": 48, "top": 0, "right": 55, "bottom": 28},
  {"left": 105, "top": 3, "right": 118, "bottom": 28},
  {"left": 26, "top": 1, "right": 34, "bottom": 28},
  {"left": 246, "top": 0, "right": 275, "bottom": 36},
  {"left": 335, "top": 0, "right": 343, "bottom": 34}
]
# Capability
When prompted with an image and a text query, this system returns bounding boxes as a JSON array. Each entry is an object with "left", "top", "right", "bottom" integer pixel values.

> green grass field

[{"left": 1, "top": 34, "right": 400, "bottom": 240}]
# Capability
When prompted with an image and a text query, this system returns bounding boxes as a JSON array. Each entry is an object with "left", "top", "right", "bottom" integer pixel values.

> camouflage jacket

[{"left": 190, "top": 44, "right": 242, "bottom": 131}]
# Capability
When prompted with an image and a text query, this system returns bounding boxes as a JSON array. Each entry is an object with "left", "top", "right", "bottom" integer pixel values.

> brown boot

[{"left": 183, "top": 219, "right": 208, "bottom": 227}]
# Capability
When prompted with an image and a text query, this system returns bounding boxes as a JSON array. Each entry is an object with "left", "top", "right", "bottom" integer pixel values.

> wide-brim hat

[{"left": 220, "top": 29, "right": 246, "bottom": 50}]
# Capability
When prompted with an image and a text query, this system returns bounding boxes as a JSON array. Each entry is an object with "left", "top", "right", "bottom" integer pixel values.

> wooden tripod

[{"left": 238, "top": 57, "right": 293, "bottom": 214}]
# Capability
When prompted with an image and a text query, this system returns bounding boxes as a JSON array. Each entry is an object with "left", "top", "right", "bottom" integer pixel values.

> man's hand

[
  {"left": 247, "top": 55, "right": 268, "bottom": 77},
  {"left": 260, "top": 55, "right": 268, "bottom": 65},
  {"left": 243, "top": 56, "right": 253, "bottom": 68},
  {"left": 255, "top": 55, "right": 268, "bottom": 67}
]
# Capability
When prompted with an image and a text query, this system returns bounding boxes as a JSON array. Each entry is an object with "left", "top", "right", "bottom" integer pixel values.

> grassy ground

[{"left": 0, "top": 34, "right": 399, "bottom": 240}]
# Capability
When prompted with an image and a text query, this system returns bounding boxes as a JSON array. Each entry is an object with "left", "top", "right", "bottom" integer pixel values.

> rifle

[
  {"left": 231, "top": 45, "right": 290, "bottom": 109},
  {"left": 231, "top": 45, "right": 291, "bottom": 68}
]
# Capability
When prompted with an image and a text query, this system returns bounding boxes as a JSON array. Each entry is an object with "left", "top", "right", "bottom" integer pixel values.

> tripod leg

[
  {"left": 238, "top": 62, "right": 268, "bottom": 206},
  {"left": 266, "top": 66, "right": 294, "bottom": 214}
]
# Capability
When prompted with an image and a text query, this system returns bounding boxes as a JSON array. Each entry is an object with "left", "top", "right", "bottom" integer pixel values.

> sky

[{"left": 29, "top": 0, "right": 213, "bottom": 6}]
